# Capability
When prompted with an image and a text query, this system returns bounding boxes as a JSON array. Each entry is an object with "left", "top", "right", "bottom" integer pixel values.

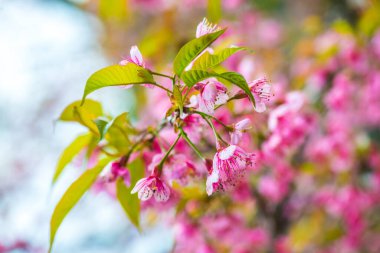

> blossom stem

[
  {"left": 157, "top": 134, "right": 181, "bottom": 171},
  {"left": 193, "top": 110, "right": 232, "bottom": 130},
  {"left": 199, "top": 114, "right": 229, "bottom": 147},
  {"left": 182, "top": 86, "right": 192, "bottom": 103},
  {"left": 179, "top": 128, "right": 205, "bottom": 161}
]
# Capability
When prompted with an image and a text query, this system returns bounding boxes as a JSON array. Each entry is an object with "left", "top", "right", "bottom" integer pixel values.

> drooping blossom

[
  {"left": 131, "top": 154, "right": 170, "bottom": 202},
  {"left": 196, "top": 18, "right": 221, "bottom": 38},
  {"left": 197, "top": 79, "right": 229, "bottom": 114},
  {"left": 119, "top": 45, "right": 145, "bottom": 67},
  {"left": 131, "top": 174, "right": 170, "bottom": 202},
  {"left": 230, "top": 118, "right": 251, "bottom": 145},
  {"left": 107, "top": 161, "right": 131, "bottom": 185},
  {"left": 249, "top": 78, "right": 272, "bottom": 113},
  {"left": 207, "top": 145, "right": 255, "bottom": 195}
]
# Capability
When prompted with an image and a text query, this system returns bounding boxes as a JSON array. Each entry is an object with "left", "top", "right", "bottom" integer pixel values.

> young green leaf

[
  {"left": 81, "top": 64, "right": 156, "bottom": 104},
  {"left": 59, "top": 100, "right": 103, "bottom": 136},
  {"left": 52, "top": 133, "right": 92, "bottom": 184},
  {"left": 116, "top": 158, "right": 145, "bottom": 230},
  {"left": 73, "top": 106, "right": 101, "bottom": 135},
  {"left": 191, "top": 47, "right": 245, "bottom": 70},
  {"left": 49, "top": 157, "right": 113, "bottom": 253},
  {"left": 173, "top": 29, "right": 226, "bottom": 76},
  {"left": 60, "top": 100, "right": 103, "bottom": 122},
  {"left": 94, "top": 118, "right": 109, "bottom": 140},
  {"left": 105, "top": 112, "right": 134, "bottom": 154}
]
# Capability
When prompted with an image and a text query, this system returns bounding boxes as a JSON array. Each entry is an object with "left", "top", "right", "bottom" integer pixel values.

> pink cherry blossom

[
  {"left": 230, "top": 118, "right": 251, "bottom": 145},
  {"left": 196, "top": 18, "right": 221, "bottom": 38},
  {"left": 197, "top": 80, "right": 229, "bottom": 114},
  {"left": 131, "top": 175, "right": 170, "bottom": 202},
  {"left": 108, "top": 161, "right": 131, "bottom": 185},
  {"left": 119, "top": 45, "right": 145, "bottom": 67},
  {"left": 207, "top": 145, "right": 255, "bottom": 195},
  {"left": 249, "top": 78, "right": 272, "bottom": 113}
]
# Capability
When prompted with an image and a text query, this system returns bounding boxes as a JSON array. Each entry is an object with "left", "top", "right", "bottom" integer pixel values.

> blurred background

[{"left": 0, "top": 0, "right": 377, "bottom": 252}]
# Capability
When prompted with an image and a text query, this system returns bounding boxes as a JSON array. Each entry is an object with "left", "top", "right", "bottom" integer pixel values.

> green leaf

[
  {"left": 59, "top": 100, "right": 103, "bottom": 136},
  {"left": 94, "top": 118, "right": 109, "bottom": 140},
  {"left": 181, "top": 70, "right": 216, "bottom": 87},
  {"left": 129, "top": 157, "right": 145, "bottom": 185},
  {"left": 73, "top": 106, "right": 101, "bottom": 135},
  {"left": 173, "top": 29, "right": 226, "bottom": 76},
  {"left": 116, "top": 158, "right": 144, "bottom": 230},
  {"left": 181, "top": 70, "right": 256, "bottom": 107},
  {"left": 82, "top": 64, "right": 156, "bottom": 104},
  {"left": 116, "top": 179, "right": 140, "bottom": 230},
  {"left": 218, "top": 72, "right": 255, "bottom": 108},
  {"left": 60, "top": 100, "right": 103, "bottom": 122},
  {"left": 192, "top": 47, "right": 245, "bottom": 70},
  {"left": 105, "top": 112, "right": 134, "bottom": 154},
  {"left": 49, "top": 157, "right": 113, "bottom": 253},
  {"left": 53, "top": 133, "right": 92, "bottom": 184}
]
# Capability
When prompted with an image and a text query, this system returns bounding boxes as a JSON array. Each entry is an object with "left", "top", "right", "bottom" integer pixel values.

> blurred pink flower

[
  {"left": 119, "top": 45, "right": 145, "bottom": 67},
  {"left": 108, "top": 161, "right": 131, "bottom": 186}
]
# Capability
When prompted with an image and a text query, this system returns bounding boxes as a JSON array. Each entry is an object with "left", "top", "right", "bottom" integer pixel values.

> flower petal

[{"left": 138, "top": 186, "right": 154, "bottom": 201}]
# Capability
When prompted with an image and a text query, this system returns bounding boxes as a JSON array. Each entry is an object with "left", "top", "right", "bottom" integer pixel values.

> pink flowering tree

[{"left": 51, "top": 6, "right": 380, "bottom": 252}]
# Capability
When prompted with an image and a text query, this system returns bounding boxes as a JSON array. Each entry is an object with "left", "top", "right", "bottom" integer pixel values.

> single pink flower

[
  {"left": 119, "top": 45, "right": 145, "bottom": 67},
  {"left": 196, "top": 18, "right": 221, "bottom": 38},
  {"left": 230, "top": 118, "right": 251, "bottom": 145},
  {"left": 131, "top": 175, "right": 170, "bottom": 202},
  {"left": 249, "top": 78, "right": 272, "bottom": 113},
  {"left": 206, "top": 167, "right": 222, "bottom": 196},
  {"left": 207, "top": 145, "right": 255, "bottom": 195},
  {"left": 198, "top": 80, "right": 229, "bottom": 114},
  {"left": 108, "top": 161, "right": 131, "bottom": 185}
]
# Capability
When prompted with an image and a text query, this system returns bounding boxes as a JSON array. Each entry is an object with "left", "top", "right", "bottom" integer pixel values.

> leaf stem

[
  {"left": 150, "top": 71, "right": 174, "bottom": 80},
  {"left": 152, "top": 83, "right": 173, "bottom": 94}
]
